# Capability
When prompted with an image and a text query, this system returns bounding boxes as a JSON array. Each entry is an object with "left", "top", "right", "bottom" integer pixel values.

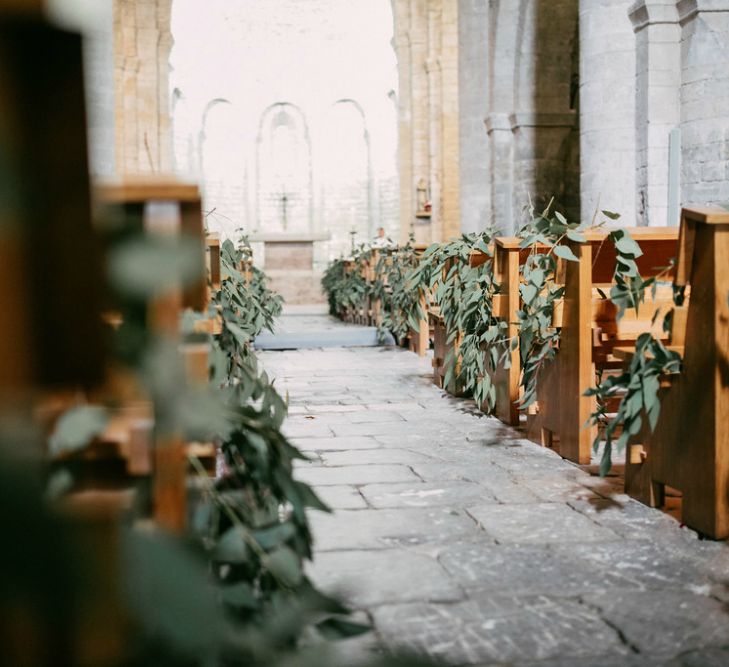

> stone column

[
  {"left": 630, "top": 1, "right": 681, "bottom": 227},
  {"left": 427, "top": 1, "right": 443, "bottom": 243},
  {"left": 410, "top": 0, "right": 431, "bottom": 243},
  {"left": 677, "top": 0, "right": 729, "bottom": 204},
  {"left": 458, "top": 0, "right": 490, "bottom": 235},
  {"left": 439, "top": 0, "right": 460, "bottom": 241},
  {"left": 392, "top": 0, "right": 414, "bottom": 244},
  {"left": 486, "top": 112, "right": 515, "bottom": 232},
  {"left": 114, "top": 0, "right": 173, "bottom": 175},
  {"left": 579, "top": 0, "right": 637, "bottom": 225}
]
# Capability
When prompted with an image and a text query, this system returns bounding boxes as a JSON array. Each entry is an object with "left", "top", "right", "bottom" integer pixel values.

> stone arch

[
  {"left": 320, "top": 98, "right": 374, "bottom": 251},
  {"left": 171, "top": 87, "right": 195, "bottom": 174},
  {"left": 200, "top": 98, "right": 246, "bottom": 237},
  {"left": 255, "top": 102, "right": 314, "bottom": 235}
]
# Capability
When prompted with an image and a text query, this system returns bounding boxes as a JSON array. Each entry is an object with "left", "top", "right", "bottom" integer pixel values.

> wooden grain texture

[
  {"left": 0, "top": 0, "right": 43, "bottom": 14},
  {"left": 619, "top": 208, "right": 729, "bottom": 538},
  {"left": 491, "top": 239, "right": 520, "bottom": 425},
  {"left": 556, "top": 239, "right": 595, "bottom": 464},
  {"left": 95, "top": 178, "right": 201, "bottom": 204},
  {"left": 538, "top": 229, "right": 680, "bottom": 464},
  {"left": 207, "top": 235, "right": 221, "bottom": 288},
  {"left": 0, "top": 20, "right": 106, "bottom": 390}
]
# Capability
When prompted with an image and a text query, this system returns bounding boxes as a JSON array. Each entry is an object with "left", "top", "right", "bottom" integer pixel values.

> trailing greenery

[
  {"left": 373, "top": 241, "right": 427, "bottom": 342},
  {"left": 505, "top": 206, "right": 652, "bottom": 413},
  {"left": 585, "top": 257, "right": 684, "bottom": 476},
  {"left": 406, "top": 231, "right": 500, "bottom": 405},
  {"left": 207, "top": 236, "right": 283, "bottom": 386},
  {"left": 194, "top": 237, "right": 366, "bottom": 644},
  {"left": 43, "top": 222, "right": 409, "bottom": 664},
  {"left": 321, "top": 246, "right": 370, "bottom": 317}
]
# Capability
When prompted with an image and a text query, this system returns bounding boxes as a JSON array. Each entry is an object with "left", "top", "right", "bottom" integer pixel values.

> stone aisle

[{"left": 259, "top": 312, "right": 729, "bottom": 667}]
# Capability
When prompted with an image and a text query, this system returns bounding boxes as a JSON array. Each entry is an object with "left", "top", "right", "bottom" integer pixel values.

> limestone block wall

[
  {"left": 678, "top": 0, "right": 729, "bottom": 205},
  {"left": 458, "top": 0, "right": 490, "bottom": 234},
  {"left": 580, "top": 0, "right": 637, "bottom": 225}
]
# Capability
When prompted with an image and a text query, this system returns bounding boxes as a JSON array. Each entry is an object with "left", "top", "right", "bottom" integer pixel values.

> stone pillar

[
  {"left": 439, "top": 0, "right": 460, "bottom": 240},
  {"left": 427, "top": 1, "right": 443, "bottom": 243},
  {"left": 677, "top": 0, "right": 729, "bottom": 205},
  {"left": 630, "top": 1, "right": 681, "bottom": 227},
  {"left": 458, "top": 0, "right": 490, "bottom": 234},
  {"left": 392, "top": 0, "right": 414, "bottom": 244},
  {"left": 511, "top": 112, "right": 578, "bottom": 225},
  {"left": 579, "top": 0, "right": 637, "bottom": 224},
  {"left": 410, "top": 0, "right": 431, "bottom": 243},
  {"left": 114, "top": 0, "right": 173, "bottom": 175},
  {"left": 487, "top": 112, "right": 514, "bottom": 232}
]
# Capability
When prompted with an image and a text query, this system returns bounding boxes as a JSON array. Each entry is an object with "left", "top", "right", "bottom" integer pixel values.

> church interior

[{"left": 3, "top": 0, "right": 729, "bottom": 665}]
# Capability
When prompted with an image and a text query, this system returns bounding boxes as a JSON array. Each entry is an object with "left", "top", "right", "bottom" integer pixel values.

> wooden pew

[
  {"left": 529, "top": 227, "right": 680, "bottom": 465},
  {"left": 619, "top": 206, "right": 729, "bottom": 538},
  {"left": 95, "top": 178, "right": 211, "bottom": 533},
  {"left": 0, "top": 14, "right": 106, "bottom": 394}
]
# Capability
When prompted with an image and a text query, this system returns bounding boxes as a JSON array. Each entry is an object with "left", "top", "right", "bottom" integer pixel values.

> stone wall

[
  {"left": 678, "top": 0, "right": 729, "bottom": 206},
  {"left": 52, "top": 0, "right": 729, "bottom": 263}
]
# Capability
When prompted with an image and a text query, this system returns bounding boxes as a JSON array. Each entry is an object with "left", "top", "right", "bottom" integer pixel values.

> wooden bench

[
  {"left": 528, "top": 227, "right": 679, "bottom": 464},
  {"left": 618, "top": 206, "right": 729, "bottom": 538},
  {"left": 93, "top": 178, "right": 214, "bottom": 532}
]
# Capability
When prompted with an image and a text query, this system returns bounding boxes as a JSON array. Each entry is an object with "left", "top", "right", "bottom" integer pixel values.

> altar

[{"left": 249, "top": 231, "right": 331, "bottom": 303}]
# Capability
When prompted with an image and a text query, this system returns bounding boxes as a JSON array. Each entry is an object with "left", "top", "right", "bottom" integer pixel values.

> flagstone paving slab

[
  {"left": 360, "top": 481, "right": 498, "bottom": 509},
  {"left": 259, "top": 313, "right": 729, "bottom": 667},
  {"left": 309, "top": 507, "right": 478, "bottom": 551},
  {"left": 372, "top": 593, "right": 630, "bottom": 665},
  {"left": 320, "top": 448, "right": 441, "bottom": 467},
  {"left": 308, "top": 549, "right": 465, "bottom": 608},
  {"left": 296, "top": 463, "right": 422, "bottom": 487}
]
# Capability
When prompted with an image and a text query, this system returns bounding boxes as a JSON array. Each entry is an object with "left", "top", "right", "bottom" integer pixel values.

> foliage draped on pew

[{"left": 320, "top": 201, "right": 729, "bottom": 539}]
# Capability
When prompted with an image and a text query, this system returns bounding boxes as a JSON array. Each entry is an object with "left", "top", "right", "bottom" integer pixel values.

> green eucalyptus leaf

[
  {"left": 49, "top": 406, "right": 108, "bottom": 456},
  {"left": 553, "top": 245, "right": 579, "bottom": 262},
  {"left": 264, "top": 546, "right": 303, "bottom": 587}
]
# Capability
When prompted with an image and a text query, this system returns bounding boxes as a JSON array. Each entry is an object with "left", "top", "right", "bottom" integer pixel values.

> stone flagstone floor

[{"left": 259, "top": 311, "right": 729, "bottom": 667}]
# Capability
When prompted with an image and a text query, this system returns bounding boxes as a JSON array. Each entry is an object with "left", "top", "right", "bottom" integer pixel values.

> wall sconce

[{"left": 416, "top": 179, "right": 431, "bottom": 218}]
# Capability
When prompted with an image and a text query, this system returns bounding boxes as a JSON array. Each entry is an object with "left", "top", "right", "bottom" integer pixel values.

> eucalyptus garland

[
  {"left": 510, "top": 206, "right": 587, "bottom": 409},
  {"left": 407, "top": 231, "right": 500, "bottom": 405},
  {"left": 190, "top": 237, "right": 370, "bottom": 641},
  {"left": 585, "top": 255, "right": 684, "bottom": 476},
  {"left": 374, "top": 241, "right": 427, "bottom": 342},
  {"left": 321, "top": 245, "right": 370, "bottom": 318}
]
